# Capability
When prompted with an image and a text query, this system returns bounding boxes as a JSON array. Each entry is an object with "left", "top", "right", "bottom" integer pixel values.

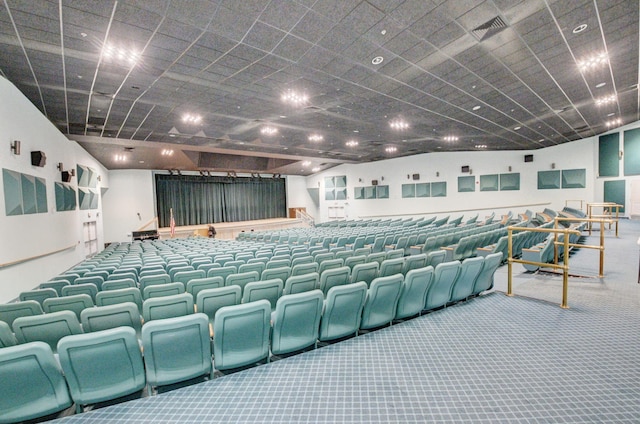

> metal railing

[
  {"left": 586, "top": 202, "right": 622, "bottom": 237},
  {"left": 295, "top": 209, "right": 315, "bottom": 227},
  {"left": 564, "top": 199, "right": 585, "bottom": 210}
]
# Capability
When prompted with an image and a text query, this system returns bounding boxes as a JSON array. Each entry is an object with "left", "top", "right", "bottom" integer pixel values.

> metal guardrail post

[{"left": 507, "top": 227, "right": 513, "bottom": 296}]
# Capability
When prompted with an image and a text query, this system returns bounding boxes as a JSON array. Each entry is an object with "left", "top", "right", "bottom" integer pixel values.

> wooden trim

[
  {"left": 357, "top": 202, "right": 551, "bottom": 219},
  {"left": 0, "top": 242, "right": 78, "bottom": 269}
]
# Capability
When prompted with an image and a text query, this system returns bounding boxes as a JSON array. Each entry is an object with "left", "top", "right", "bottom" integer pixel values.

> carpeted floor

[{"left": 52, "top": 220, "right": 640, "bottom": 423}]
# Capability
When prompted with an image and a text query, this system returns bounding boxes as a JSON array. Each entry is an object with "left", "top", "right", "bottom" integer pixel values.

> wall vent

[{"left": 472, "top": 16, "right": 508, "bottom": 41}]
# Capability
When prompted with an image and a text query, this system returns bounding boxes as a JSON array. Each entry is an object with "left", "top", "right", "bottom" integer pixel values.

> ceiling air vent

[{"left": 472, "top": 16, "right": 507, "bottom": 41}]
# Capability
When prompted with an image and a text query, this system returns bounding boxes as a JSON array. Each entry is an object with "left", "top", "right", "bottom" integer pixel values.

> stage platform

[{"left": 156, "top": 218, "right": 310, "bottom": 240}]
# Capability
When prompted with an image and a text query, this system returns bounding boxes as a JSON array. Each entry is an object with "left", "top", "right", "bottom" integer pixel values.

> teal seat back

[
  {"left": 168, "top": 266, "right": 195, "bottom": 281},
  {"left": 75, "top": 275, "right": 105, "bottom": 291},
  {"left": 0, "top": 300, "right": 43, "bottom": 330},
  {"left": 213, "top": 300, "right": 271, "bottom": 370},
  {"left": 0, "top": 342, "right": 72, "bottom": 423},
  {"left": 142, "top": 293, "right": 194, "bottom": 322},
  {"left": 350, "top": 262, "right": 379, "bottom": 286},
  {"left": 13, "top": 311, "right": 82, "bottom": 353},
  {"left": 107, "top": 272, "right": 137, "bottom": 283},
  {"left": 425, "top": 261, "right": 461, "bottom": 310},
  {"left": 450, "top": 257, "right": 485, "bottom": 302},
  {"left": 261, "top": 266, "right": 291, "bottom": 284},
  {"left": 395, "top": 266, "right": 434, "bottom": 319},
  {"left": 473, "top": 253, "right": 502, "bottom": 295},
  {"left": 96, "top": 287, "right": 143, "bottom": 312},
  {"left": 291, "top": 262, "right": 319, "bottom": 276},
  {"left": 0, "top": 321, "right": 17, "bottom": 348},
  {"left": 196, "top": 286, "right": 241, "bottom": 324},
  {"left": 344, "top": 255, "right": 367, "bottom": 269},
  {"left": 426, "top": 250, "right": 446, "bottom": 267},
  {"left": 81, "top": 302, "right": 142, "bottom": 336},
  {"left": 43, "top": 294, "right": 94, "bottom": 320},
  {"left": 225, "top": 271, "right": 259, "bottom": 292},
  {"left": 57, "top": 327, "right": 145, "bottom": 409},
  {"left": 174, "top": 270, "right": 206, "bottom": 286},
  {"left": 238, "top": 262, "right": 265, "bottom": 275},
  {"left": 379, "top": 258, "right": 404, "bottom": 278},
  {"left": 403, "top": 254, "right": 427, "bottom": 274},
  {"left": 385, "top": 249, "right": 404, "bottom": 260},
  {"left": 186, "top": 276, "right": 224, "bottom": 300},
  {"left": 40, "top": 280, "right": 70, "bottom": 296},
  {"left": 19, "top": 288, "right": 58, "bottom": 306},
  {"left": 360, "top": 274, "right": 404, "bottom": 330},
  {"left": 271, "top": 290, "right": 323, "bottom": 355},
  {"left": 284, "top": 273, "right": 319, "bottom": 295},
  {"left": 266, "top": 259, "right": 290, "bottom": 269},
  {"left": 366, "top": 252, "right": 386, "bottom": 265},
  {"left": 139, "top": 273, "right": 171, "bottom": 292},
  {"left": 141, "top": 313, "right": 211, "bottom": 391},
  {"left": 242, "top": 279, "right": 283, "bottom": 309},
  {"left": 61, "top": 283, "right": 98, "bottom": 302},
  {"left": 319, "top": 282, "right": 367, "bottom": 341},
  {"left": 143, "top": 282, "right": 185, "bottom": 300},
  {"left": 207, "top": 266, "right": 237, "bottom": 281},
  {"left": 291, "top": 256, "right": 313, "bottom": 267},
  {"left": 318, "top": 258, "right": 344, "bottom": 275},
  {"left": 319, "top": 266, "right": 351, "bottom": 296},
  {"left": 102, "top": 278, "right": 136, "bottom": 291}
]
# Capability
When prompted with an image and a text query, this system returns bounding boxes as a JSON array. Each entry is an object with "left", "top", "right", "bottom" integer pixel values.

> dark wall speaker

[
  {"left": 61, "top": 171, "right": 72, "bottom": 183},
  {"left": 412, "top": 173, "right": 420, "bottom": 180},
  {"left": 461, "top": 165, "right": 470, "bottom": 173},
  {"left": 31, "top": 151, "right": 46, "bottom": 167},
  {"left": 524, "top": 154, "right": 534, "bottom": 163},
  {"left": 371, "top": 179, "right": 379, "bottom": 186}
]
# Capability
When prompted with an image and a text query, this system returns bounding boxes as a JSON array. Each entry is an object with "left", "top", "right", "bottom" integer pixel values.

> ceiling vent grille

[{"left": 472, "top": 16, "right": 508, "bottom": 41}]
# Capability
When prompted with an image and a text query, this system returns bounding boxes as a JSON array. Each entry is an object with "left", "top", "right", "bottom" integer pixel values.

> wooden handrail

[
  {"left": 0, "top": 242, "right": 78, "bottom": 269},
  {"left": 358, "top": 202, "right": 551, "bottom": 219},
  {"left": 137, "top": 216, "right": 158, "bottom": 231}
]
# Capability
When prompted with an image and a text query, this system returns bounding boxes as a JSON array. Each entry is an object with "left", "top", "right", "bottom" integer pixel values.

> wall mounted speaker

[
  {"left": 461, "top": 165, "right": 470, "bottom": 173},
  {"left": 61, "top": 171, "right": 72, "bottom": 183},
  {"left": 524, "top": 154, "right": 534, "bottom": 162},
  {"left": 31, "top": 151, "right": 46, "bottom": 167},
  {"left": 412, "top": 173, "right": 420, "bottom": 180},
  {"left": 371, "top": 179, "right": 378, "bottom": 186}
]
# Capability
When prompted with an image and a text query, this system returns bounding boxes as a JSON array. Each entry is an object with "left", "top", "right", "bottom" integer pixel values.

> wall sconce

[
  {"left": 508, "top": 166, "right": 512, "bottom": 172},
  {"left": 436, "top": 172, "right": 440, "bottom": 177},
  {"left": 551, "top": 163, "right": 556, "bottom": 169},
  {"left": 381, "top": 176, "right": 384, "bottom": 181},
  {"left": 97, "top": 175, "right": 102, "bottom": 181},
  {"left": 10, "top": 140, "right": 21, "bottom": 155},
  {"left": 358, "top": 178, "right": 362, "bottom": 182}
]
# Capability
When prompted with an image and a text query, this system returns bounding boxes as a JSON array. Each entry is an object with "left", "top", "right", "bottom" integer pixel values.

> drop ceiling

[{"left": 0, "top": 0, "right": 637, "bottom": 176}]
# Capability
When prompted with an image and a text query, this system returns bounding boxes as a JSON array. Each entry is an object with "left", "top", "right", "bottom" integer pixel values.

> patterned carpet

[{"left": 52, "top": 220, "right": 640, "bottom": 423}]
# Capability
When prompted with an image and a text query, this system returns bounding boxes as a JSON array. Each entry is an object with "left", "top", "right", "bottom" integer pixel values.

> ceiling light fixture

[
  {"left": 475, "top": 144, "right": 488, "bottom": 149},
  {"left": 312, "top": 167, "right": 320, "bottom": 172},
  {"left": 182, "top": 114, "right": 202, "bottom": 124},
  {"left": 606, "top": 118, "right": 622, "bottom": 127},
  {"left": 595, "top": 95, "right": 616, "bottom": 106},
  {"left": 281, "top": 90, "right": 309, "bottom": 105},
  {"left": 573, "top": 24, "right": 588, "bottom": 34},
  {"left": 345, "top": 140, "right": 359, "bottom": 147},
  {"left": 389, "top": 119, "right": 409, "bottom": 130},
  {"left": 114, "top": 154, "right": 127, "bottom": 162},
  {"left": 161, "top": 149, "right": 174, "bottom": 156},
  {"left": 103, "top": 43, "right": 139, "bottom": 65},
  {"left": 514, "top": 126, "right": 521, "bottom": 130},
  {"left": 308, "top": 134, "right": 323, "bottom": 142},
  {"left": 371, "top": 56, "right": 384, "bottom": 65},
  {"left": 301, "top": 161, "right": 311, "bottom": 167},
  {"left": 577, "top": 52, "right": 608, "bottom": 72},
  {"left": 260, "top": 126, "right": 278, "bottom": 135},
  {"left": 472, "top": 105, "right": 481, "bottom": 111},
  {"left": 385, "top": 146, "right": 397, "bottom": 153},
  {"left": 596, "top": 82, "right": 607, "bottom": 88},
  {"left": 443, "top": 135, "right": 459, "bottom": 142}
]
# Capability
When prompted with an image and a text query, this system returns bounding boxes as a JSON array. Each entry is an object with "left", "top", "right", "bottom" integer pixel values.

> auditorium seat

[
  {"left": 61, "top": 283, "right": 98, "bottom": 302},
  {"left": 350, "top": 262, "right": 379, "bottom": 287},
  {"left": 238, "top": 262, "right": 266, "bottom": 275},
  {"left": 395, "top": 266, "right": 434, "bottom": 320},
  {"left": 0, "top": 321, "right": 17, "bottom": 348},
  {"left": 81, "top": 302, "right": 142, "bottom": 336},
  {"left": 403, "top": 253, "right": 427, "bottom": 274},
  {"left": 13, "top": 310, "right": 83, "bottom": 353},
  {"left": 195, "top": 286, "right": 241, "bottom": 325},
  {"left": 319, "top": 266, "right": 350, "bottom": 296},
  {"left": 42, "top": 294, "right": 94, "bottom": 320},
  {"left": 284, "top": 273, "right": 319, "bottom": 295},
  {"left": 0, "top": 342, "right": 73, "bottom": 423},
  {"left": 143, "top": 282, "right": 185, "bottom": 300},
  {"left": 472, "top": 253, "right": 502, "bottom": 296},
  {"left": 75, "top": 275, "right": 105, "bottom": 291},
  {"left": 344, "top": 255, "right": 367, "bottom": 270},
  {"left": 207, "top": 266, "right": 237, "bottom": 282},
  {"left": 360, "top": 274, "right": 403, "bottom": 330},
  {"left": 261, "top": 266, "right": 291, "bottom": 284},
  {"left": 186, "top": 277, "right": 224, "bottom": 300},
  {"left": 424, "top": 261, "right": 461, "bottom": 311},
  {"left": 317, "top": 258, "right": 344, "bottom": 275},
  {"left": 450, "top": 257, "right": 485, "bottom": 303},
  {"left": 142, "top": 293, "right": 194, "bottom": 322},
  {"left": 226, "top": 271, "right": 260, "bottom": 293},
  {"left": 366, "top": 252, "right": 386, "bottom": 266},
  {"left": 319, "top": 282, "right": 367, "bottom": 342},
  {"left": 291, "top": 262, "right": 319, "bottom": 276},
  {"left": 102, "top": 278, "right": 137, "bottom": 291},
  {"left": 426, "top": 250, "right": 446, "bottom": 268},
  {"left": 40, "top": 280, "right": 70, "bottom": 296},
  {"left": 271, "top": 290, "right": 323, "bottom": 356},
  {"left": 0, "top": 300, "right": 43, "bottom": 330},
  {"left": 19, "top": 288, "right": 58, "bottom": 306},
  {"left": 57, "top": 327, "right": 146, "bottom": 412},
  {"left": 95, "top": 287, "right": 143, "bottom": 312},
  {"left": 213, "top": 300, "right": 271, "bottom": 371},
  {"left": 141, "top": 314, "right": 211, "bottom": 395},
  {"left": 378, "top": 258, "right": 404, "bottom": 278},
  {"left": 242, "top": 279, "right": 283, "bottom": 309}
]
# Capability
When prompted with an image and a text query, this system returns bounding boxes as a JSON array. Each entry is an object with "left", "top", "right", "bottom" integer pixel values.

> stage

[{"left": 156, "top": 218, "right": 310, "bottom": 240}]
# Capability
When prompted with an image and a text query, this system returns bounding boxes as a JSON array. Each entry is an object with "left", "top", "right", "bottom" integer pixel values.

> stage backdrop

[{"left": 156, "top": 174, "right": 286, "bottom": 227}]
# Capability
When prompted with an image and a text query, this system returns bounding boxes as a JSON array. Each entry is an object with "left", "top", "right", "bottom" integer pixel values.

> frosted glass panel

[
  {"left": 499, "top": 173, "right": 520, "bottom": 191},
  {"left": 431, "top": 182, "right": 446, "bottom": 197},
  {"left": 416, "top": 183, "right": 430, "bottom": 197},
  {"left": 538, "top": 171, "right": 560, "bottom": 189},
  {"left": 35, "top": 177, "right": 47, "bottom": 213},
  {"left": 561, "top": 169, "right": 586, "bottom": 189},
  {"left": 354, "top": 187, "right": 364, "bottom": 199},
  {"left": 458, "top": 176, "right": 475, "bottom": 192},
  {"left": 21, "top": 174, "right": 36, "bottom": 214},
  {"left": 376, "top": 185, "right": 389, "bottom": 199},
  {"left": 480, "top": 174, "right": 498, "bottom": 191},
  {"left": 402, "top": 184, "right": 415, "bottom": 198}
]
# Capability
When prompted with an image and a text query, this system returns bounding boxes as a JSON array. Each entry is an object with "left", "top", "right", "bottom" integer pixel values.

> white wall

[
  {"left": 0, "top": 77, "right": 108, "bottom": 302},
  {"left": 102, "top": 170, "right": 155, "bottom": 243},
  {"left": 285, "top": 175, "right": 319, "bottom": 220},
  {"left": 307, "top": 137, "right": 598, "bottom": 222}
]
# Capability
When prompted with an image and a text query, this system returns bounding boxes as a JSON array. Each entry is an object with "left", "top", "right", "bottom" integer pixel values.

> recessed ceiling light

[
  {"left": 80, "top": 32, "right": 87, "bottom": 37},
  {"left": 573, "top": 24, "right": 588, "bottom": 33},
  {"left": 161, "top": 149, "right": 174, "bottom": 156},
  {"left": 595, "top": 95, "right": 616, "bottom": 106},
  {"left": 596, "top": 82, "right": 606, "bottom": 88},
  {"left": 353, "top": 130, "right": 359, "bottom": 133},
  {"left": 538, "top": 139, "right": 544, "bottom": 142},
  {"left": 607, "top": 112, "right": 615, "bottom": 117},
  {"left": 281, "top": 90, "right": 309, "bottom": 105},
  {"left": 182, "top": 114, "right": 202, "bottom": 124},
  {"left": 103, "top": 43, "right": 139, "bottom": 65},
  {"left": 380, "top": 29, "right": 387, "bottom": 35},
  {"left": 77, "top": 75, "right": 83, "bottom": 79},
  {"left": 345, "top": 140, "right": 359, "bottom": 147},
  {"left": 312, "top": 167, "right": 320, "bottom": 172},
  {"left": 514, "top": 126, "right": 521, "bottom": 130},
  {"left": 308, "top": 134, "right": 323, "bottom": 142},
  {"left": 301, "top": 161, "right": 311, "bottom": 167},
  {"left": 385, "top": 146, "right": 397, "bottom": 153},
  {"left": 577, "top": 52, "right": 608, "bottom": 72},
  {"left": 443, "top": 135, "right": 459, "bottom": 142},
  {"left": 475, "top": 144, "right": 488, "bottom": 149},
  {"left": 139, "top": 160, "right": 145, "bottom": 164},
  {"left": 279, "top": 115, "right": 287, "bottom": 118},
  {"left": 260, "top": 126, "right": 278, "bottom": 135},
  {"left": 606, "top": 118, "right": 622, "bottom": 127},
  {"left": 389, "top": 119, "right": 409, "bottom": 130},
  {"left": 372, "top": 56, "right": 384, "bottom": 65},
  {"left": 169, "top": 134, "right": 176, "bottom": 137},
  {"left": 114, "top": 154, "right": 127, "bottom": 162},
  {"left": 472, "top": 105, "right": 481, "bottom": 111}
]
